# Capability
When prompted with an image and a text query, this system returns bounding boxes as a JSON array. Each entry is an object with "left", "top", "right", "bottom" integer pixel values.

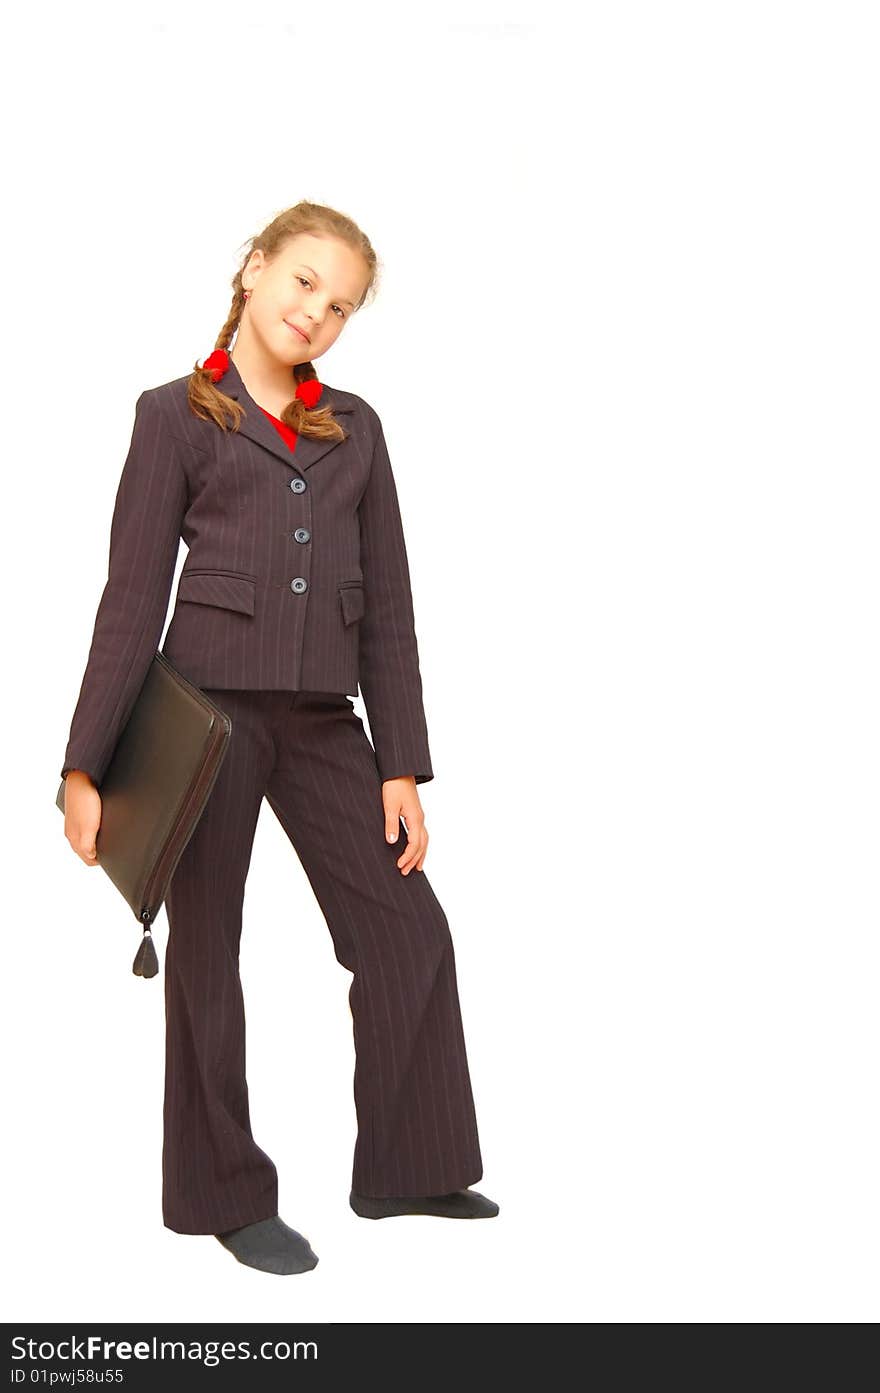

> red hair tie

[
  {"left": 201, "top": 349, "right": 230, "bottom": 381},
  {"left": 294, "top": 378, "right": 322, "bottom": 408},
  {"left": 200, "top": 348, "right": 322, "bottom": 407}
]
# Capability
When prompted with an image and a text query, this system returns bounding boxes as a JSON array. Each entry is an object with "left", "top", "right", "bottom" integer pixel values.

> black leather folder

[{"left": 57, "top": 652, "right": 232, "bottom": 978}]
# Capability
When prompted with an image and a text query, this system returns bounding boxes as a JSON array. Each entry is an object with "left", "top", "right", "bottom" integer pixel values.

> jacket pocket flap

[
  {"left": 178, "top": 571, "right": 256, "bottom": 616},
  {"left": 339, "top": 583, "right": 365, "bottom": 626}
]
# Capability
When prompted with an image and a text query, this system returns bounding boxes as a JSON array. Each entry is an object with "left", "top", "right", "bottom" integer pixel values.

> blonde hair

[{"left": 187, "top": 201, "right": 378, "bottom": 442}]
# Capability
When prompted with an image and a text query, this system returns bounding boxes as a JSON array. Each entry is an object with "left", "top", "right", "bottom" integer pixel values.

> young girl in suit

[{"left": 61, "top": 200, "right": 498, "bottom": 1275}]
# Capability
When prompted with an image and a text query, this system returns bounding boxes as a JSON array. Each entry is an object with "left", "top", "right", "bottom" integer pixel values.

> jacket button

[
  {"left": 290, "top": 477, "right": 307, "bottom": 493},
  {"left": 290, "top": 577, "right": 308, "bottom": 594},
  {"left": 293, "top": 527, "right": 311, "bottom": 543}
]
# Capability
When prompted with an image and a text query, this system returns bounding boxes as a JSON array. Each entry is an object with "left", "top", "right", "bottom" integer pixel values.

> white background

[{"left": 4, "top": 0, "right": 878, "bottom": 1322}]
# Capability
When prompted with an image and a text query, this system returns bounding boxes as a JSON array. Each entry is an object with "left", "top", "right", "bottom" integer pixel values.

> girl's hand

[
  {"left": 63, "top": 771, "right": 103, "bottom": 866},
  {"left": 382, "top": 776, "right": 428, "bottom": 874}
]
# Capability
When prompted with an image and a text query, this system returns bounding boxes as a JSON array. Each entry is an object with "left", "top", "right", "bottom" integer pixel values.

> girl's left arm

[{"left": 357, "top": 414, "right": 434, "bottom": 789}]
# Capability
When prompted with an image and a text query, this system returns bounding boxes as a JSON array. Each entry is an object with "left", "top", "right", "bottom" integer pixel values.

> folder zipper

[{"left": 132, "top": 909, "right": 159, "bottom": 978}]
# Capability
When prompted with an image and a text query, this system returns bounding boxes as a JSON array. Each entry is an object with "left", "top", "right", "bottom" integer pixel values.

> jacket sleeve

[
  {"left": 60, "top": 389, "right": 187, "bottom": 786},
  {"left": 357, "top": 417, "right": 434, "bottom": 785}
]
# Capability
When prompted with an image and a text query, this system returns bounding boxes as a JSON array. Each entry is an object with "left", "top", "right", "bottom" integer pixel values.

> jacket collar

[{"left": 220, "top": 354, "right": 356, "bottom": 473}]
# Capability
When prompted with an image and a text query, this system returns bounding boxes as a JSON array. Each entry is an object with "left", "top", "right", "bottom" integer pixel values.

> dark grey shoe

[
  {"left": 349, "top": 1187, "right": 500, "bottom": 1219},
  {"left": 215, "top": 1215, "right": 319, "bottom": 1274}
]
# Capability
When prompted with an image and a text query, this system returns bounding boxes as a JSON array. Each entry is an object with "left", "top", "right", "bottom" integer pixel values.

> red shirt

[{"left": 258, "top": 404, "right": 298, "bottom": 452}]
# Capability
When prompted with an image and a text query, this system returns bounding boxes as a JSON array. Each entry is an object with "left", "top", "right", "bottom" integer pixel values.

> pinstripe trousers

[{"left": 161, "top": 688, "right": 484, "bottom": 1234}]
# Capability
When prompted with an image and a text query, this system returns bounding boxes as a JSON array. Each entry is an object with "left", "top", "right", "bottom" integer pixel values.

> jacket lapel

[{"left": 220, "top": 354, "right": 355, "bottom": 473}]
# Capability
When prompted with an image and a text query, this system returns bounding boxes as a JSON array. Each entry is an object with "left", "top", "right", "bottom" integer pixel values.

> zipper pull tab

[{"left": 132, "top": 910, "right": 159, "bottom": 978}]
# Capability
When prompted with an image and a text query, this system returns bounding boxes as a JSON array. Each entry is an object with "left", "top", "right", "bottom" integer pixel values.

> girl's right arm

[{"left": 60, "top": 389, "right": 187, "bottom": 857}]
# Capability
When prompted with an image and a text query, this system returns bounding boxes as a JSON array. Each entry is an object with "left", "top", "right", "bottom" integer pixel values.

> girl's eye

[{"left": 297, "top": 276, "right": 345, "bottom": 319}]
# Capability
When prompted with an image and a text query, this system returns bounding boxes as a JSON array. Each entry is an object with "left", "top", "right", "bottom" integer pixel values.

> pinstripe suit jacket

[{"left": 60, "top": 357, "right": 433, "bottom": 788}]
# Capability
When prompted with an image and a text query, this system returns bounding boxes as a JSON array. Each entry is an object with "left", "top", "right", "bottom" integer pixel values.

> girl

[{"left": 60, "top": 201, "right": 498, "bottom": 1276}]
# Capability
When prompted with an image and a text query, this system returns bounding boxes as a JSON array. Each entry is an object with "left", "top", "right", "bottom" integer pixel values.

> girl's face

[{"left": 241, "top": 234, "right": 369, "bottom": 367}]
